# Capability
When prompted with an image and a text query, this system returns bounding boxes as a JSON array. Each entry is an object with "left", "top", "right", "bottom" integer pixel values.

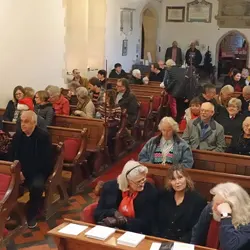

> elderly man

[
  {"left": 182, "top": 102, "right": 226, "bottom": 152},
  {"left": 185, "top": 42, "right": 202, "bottom": 67},
  {"left": 12, "top": 110, "right": 53, "bottom": 228},
  {"left": 214, "top": 85, "right": 234, "bottom": 108},
  {"left": 165, "top": 41, "right": 183, "bottom": 66},
  {"left": 239, "top": 86, "right": 250, "bottom": 113}
]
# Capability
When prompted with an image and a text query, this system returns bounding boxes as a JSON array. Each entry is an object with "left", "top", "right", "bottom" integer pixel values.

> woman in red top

[{"left": 224, "top": 69, "right": 244, "bottom": 92}]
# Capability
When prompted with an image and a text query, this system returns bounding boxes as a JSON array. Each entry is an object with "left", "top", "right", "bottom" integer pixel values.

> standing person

[
  {"left": 109, "top": 63, "right": 128, "bottom": 79},
  {"left": 11, "top": 111, "right": 53, "bottom": 228},
  {"left": 185, "top": 42, "right": 202, "bottom": 68},
  {"left": 165, "top": 41, "right": 183, "bottom": 67}
]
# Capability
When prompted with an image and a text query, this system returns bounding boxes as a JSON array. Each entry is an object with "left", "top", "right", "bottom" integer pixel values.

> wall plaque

[{"left": 187, "top": 0, "right": 212, "bottom": 23}]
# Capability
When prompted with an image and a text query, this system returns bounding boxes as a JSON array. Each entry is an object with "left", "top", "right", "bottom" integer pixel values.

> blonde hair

[
  {"left": 211, "top": 182, "right": 250, "bottom": 228},
  {"left": 243, "top": 116, "right": 250, "bottom": 126},
  {"left": 24, "top": 87, "right": 35, "bottom": 98},
  {"left": 158, "top": 116, "right": 179, "bottom": 133},
  {"left": 228, "top": 98, "right": 242, "bottom": 110},
  {"left": 166, "top": 59, "right": 176, "bottom": 68},
  {"left": 117, "top": 160, "right": 148, "bottom": 191},
  {"left": 220, "top": 85, "right": 234, "bottom": 94}
]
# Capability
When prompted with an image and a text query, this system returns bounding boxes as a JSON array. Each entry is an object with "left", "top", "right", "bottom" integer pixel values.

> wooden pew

[
  {"left": 2, "top": 121, "right": 88, "bottom": 195},
  {"left": 0, "top": 108, "right": 5, "bottom": 117},
  {"left": 143, "top": 163, "right": 250, "bottom": 201},
  {"left": 48, "top": 219, "right": 216, "bottom": 250}
]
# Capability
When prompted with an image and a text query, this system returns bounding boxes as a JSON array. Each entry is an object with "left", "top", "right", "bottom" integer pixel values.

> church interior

[{"left": 1, "top": 0, "right": 250, "bottom": 249}]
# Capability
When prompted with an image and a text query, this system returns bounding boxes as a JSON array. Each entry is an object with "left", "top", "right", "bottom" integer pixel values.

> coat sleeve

[
  {"left": 226, "top": 135, "right": 238, "bottom": 154},
  {"left": 179, "top": 48, "right": 183, "bottom": 65},
  {"left": 44, "top": 108, "right": 54, "bottom": 126},
  {"left": 219, "top": 218, "right": 250, "bottom": 250},
  {"left": 180, "top": 143, "right": 194, "bottom": 168},
  {"left": 3, "top": 101, "right": 15, "bottom": 121},
  {"left": 138, "top": 138, "right": 154, "bottom": 163},
  {"left": 62, "top": 99, "right": 70, "bottom": 115},
  {"left": 182, "top": 122, "right": 191, "bottom": 144},
  {"left": 215, "top": 127, "right": 226, "bottom": 152}
]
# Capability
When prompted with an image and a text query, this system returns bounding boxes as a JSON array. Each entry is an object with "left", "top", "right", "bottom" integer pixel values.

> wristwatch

[{"left": 221, "top": 212, "right": 232, "bottom": 218}]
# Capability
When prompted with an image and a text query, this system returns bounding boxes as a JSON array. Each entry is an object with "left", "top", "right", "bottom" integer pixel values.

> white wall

[
  {"left": 159, "top": 0, "right": 250, "bottom": 66},
  {"left": 105, "top": 0, "right": 161, "bottom": 72},
  {"left": 0, "top": 0, "right": 65, "bottom": 108}
]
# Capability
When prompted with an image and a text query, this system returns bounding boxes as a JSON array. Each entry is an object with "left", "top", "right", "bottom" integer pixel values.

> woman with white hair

[
  {"left": 130, "top": 69, "right": 143, "bottom": 85},
  {"left": 73, "top": 87, "right": 95, "bottom": 118},
  {"left": 191, "top": 182, "right": 250, "bottom": 250},
  {"left": 138, "top": 116, "right": 193, "bottom": 168},
  {"left": 94, "top": 160, "right": 157, "bottom": 234},
  {"left": 215, "top": 97, "right": 244, "bottom": 136},
  {"left": 214, "top": 85, "right": 234, "bottom": 107}
]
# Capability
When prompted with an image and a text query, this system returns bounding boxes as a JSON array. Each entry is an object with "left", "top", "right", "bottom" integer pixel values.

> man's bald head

[
  {"left": 200, "top": 102, "right": 215, "bottom": 122},
  {"left": 243, "top": 86, "right": 250, "bottom": 100},
  {"left": 20, "top": 111, "right": 37, "bottom": 136},
  {"left": 243, "top": 117, "right": 250, "bottom": 136}
]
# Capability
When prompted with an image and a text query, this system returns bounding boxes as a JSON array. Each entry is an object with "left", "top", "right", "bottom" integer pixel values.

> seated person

[
  {"left": 67, "top": 80, "right": 80, "bottom": 98},
  {"left": 11, "top": 111, "right": 53, "bottom": 228},
  {"left": 191, "top": 182, "right": 250, "bottom": 250},
  {"left": 214, "top": 85, "right": 234, "bottom": 108},
  {"left": 130, "top": 69, "right": 144, "bottom": 85},
  {"left": 183, "top": 102, "right": 226, "bottom": 152},
  {"left": 96, "top": 89, "right": 121, "bottom": 157},
  {"left": 71, "top": 69, "right": 88, "bottom": 88},
  {"left": 156, "top": 165, "right": 206, "bottom": 243},
  {"left": 12, "top": 97, "right": 34, "bottom": 122},
  {"left": 94, "top": 160, "right": 157, "bottom": 235},
  {"left": 24, "top": 87, "right": 35, "bottom": 99},
  {"left": 239, "top": 86, "right": 250, "bottom": 113},
  {"left": 149, "top": 63, "right": 165, "bottom": 82},
  {"left": 224, "top": 69, "right": 243, "bottom": 92},
  {"left": 240, "top": 68, "right": 250, "bottom": 87},
  {"left": 97, "top": 69, "right": 107, "bottom": 87},
  {"left": 179, "top": 97, "right": 201, "bottom": 130},
  {"left": 138, "top": 116, "right": 193, "bottom": 168},
  {"left": 109, "top": 63, "right": 128, "bottom": 79},
  {"left": 227, "top": 117, "right": 250, "bottom": 156},
  {"left": 34, "top": 90, "right": 54, "bottom": 126},
  {"left": 88, "top": 77, "right": 104, "bottom": 107},
  {"left": 3, "top": 86, "right": 25, "bottom": 121},
  {"left": 197, "top": 83, "right": 217, "bottom": 109},
  {"left": 215, "top": 98, "right": 244, "bottom": 136},
  {"left": 73, "top": 87, "right": 95, "bottom": 118},
  {"left": 47, "top": 86, "right": 70, "bottom": 115}
]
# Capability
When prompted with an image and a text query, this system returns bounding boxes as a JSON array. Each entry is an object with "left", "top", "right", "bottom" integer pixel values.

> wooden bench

[
  {"left": 2, "top": 121, "right": 88, "bottom": 195},
  {"left": 143, "top": 163, "right": 250, "bottom": 201},
  {"left": 0, "top": 108, "right": 5, "bottom": 117}
]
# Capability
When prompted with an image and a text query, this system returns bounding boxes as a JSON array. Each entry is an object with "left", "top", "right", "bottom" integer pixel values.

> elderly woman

[
  {"left": 240, "top": 68, "right": 250, "bottom": 87},
  {"left": 191, "top": 182, "right": 250, "bottom": 250},
  {"left": 227, "top": 117, "right": 250, "bottom": 155},
  {"left": 47, "top": 85, "right": 70, "bottom": 115},
  {"left": 94, "top": 160, "right": 157, "bottom": 234},
  {"left": 73, "top": 87, "right": 95, "bottom": 118},
  {"left": 138, "top": 116, "right": 193, "bottom": 168},
  {"left": 215, "top": 98, "right": 244, "bottom": 136},
  {"left": 130, "top": 69, "right": 144, "bottom": 85},
  {"left": 156, "top": 165, "right": 206, "bottom": 243},
  {"left": 214, "top": 85, "right": 234, "bottom": 107}
]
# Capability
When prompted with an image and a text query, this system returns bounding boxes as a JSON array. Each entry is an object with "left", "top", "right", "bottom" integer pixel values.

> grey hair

[
  {"left": 243, "top": 116, "right": 250, "bottom": 126},
  {"left": 21, "top": 110, "right": 38, "bottom": 125},
  {"left": 158, "top": 116, "right": 179, "bottom": 133},
  {"left": 228, "top": 98, "right": 242, "bottom": 110},
  {"left": 117, "top": 160, "right": 148, "bottom": 191},
  {"left": 243, "top": 86, "right": 250, "bottom": 94},
  {"left": 47, "top": 86, "right": 61, "bottom": 97},
  {"left": 166, "top": 59, "right": 176, "bottom": 67},
  {"left": 132, "top": 69, "right": 141, "bottom": 77},
  {"left": 211, "top": 182, "right": 250, "bottom": 228},
  {"left": 221, "top": 85, "right": 234, "bottom": 94}
]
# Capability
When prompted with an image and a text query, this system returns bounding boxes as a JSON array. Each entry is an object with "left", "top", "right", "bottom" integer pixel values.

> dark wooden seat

[
  {"left": 231, "top": 92, "right": 242, "bottom": 98},
  {"left": 0, "top": 108, "right": 5, "bottom": 117},
  {"left": 0, "top": 160, "right": 27, "bottom": 248}
]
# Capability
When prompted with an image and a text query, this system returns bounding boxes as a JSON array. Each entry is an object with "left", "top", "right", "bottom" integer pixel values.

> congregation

[{"left": 1, "top": 43, "right": 250, "bottom": 250}]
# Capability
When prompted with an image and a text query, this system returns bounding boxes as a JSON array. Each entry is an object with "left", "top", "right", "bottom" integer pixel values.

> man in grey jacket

[{"left": 182, "top": 102, "right": 226, "bottom": 152}]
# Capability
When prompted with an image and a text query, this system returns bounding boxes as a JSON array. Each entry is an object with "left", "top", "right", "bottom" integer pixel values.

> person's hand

[
  {"left": 217, "top": 203, "right": 232, "bottom": 214},
  {"left": 184, "top": 99, "right": 189, "bottom": 103},
  {"left": 114, "top": 211, "right": 127, "bottom": 225},
  {"left": 74, "top": 110, "right": 82, "bottom": 116},
  {"left": 102, "top": 217, "right": 117, "bottom": 227},
  {"left": 20, "top": 172, "right": 25, "bottom": 183}
]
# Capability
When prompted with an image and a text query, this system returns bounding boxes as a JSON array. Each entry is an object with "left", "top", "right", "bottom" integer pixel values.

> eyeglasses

[
  {"left": 128, "top": 177, "right": 147, "bottom": 186},
  {"left": 116, "top": 84, "right": 123, "bottom": 88}
]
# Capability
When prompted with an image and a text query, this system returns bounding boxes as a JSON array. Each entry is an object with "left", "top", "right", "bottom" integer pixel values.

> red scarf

[
  {"left": 118, "top": 191, "right": 138, "bottom": 218},
  {"left": 206, "top": 219, "right": 221, "bottom": 250}
]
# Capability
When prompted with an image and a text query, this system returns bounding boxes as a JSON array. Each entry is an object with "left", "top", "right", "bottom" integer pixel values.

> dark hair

[
  {"left": 189, "top": 97, "right": 202, "bottom": 107},
  {"left": 203, "top": 83, "right": 216, "bottom": 94},
  {"left": 89, "top": 77, "right": 101, "bottom": 88},
  {"left": 36, "top": 90, "right": 50, "bottom": 102},
  {"left": 151, "top": 63, "right": 160, "bottom": 70},
  {"left": 72, "top": 69, "right": 78, "bottom": 73},
  {"left": 13, "top": 85, "right": 25, "bottom": 103},
  {"left": 114, "top": 63, "right": 122, "bottom": 68},
  {"left": 166, "top": 164, "right": 194, "bottom": 191},
  {"left": 106, "top": 89, "right": 117, "bottom": 108},
  {"left": 232, "top": 69, "right": 241, "bottom": 77},
  {"left": 98, "top": 70, "right": 107, "bottom": 78},
  {"left": 118, "top": 78, "right": 130, "bottom": 91}
]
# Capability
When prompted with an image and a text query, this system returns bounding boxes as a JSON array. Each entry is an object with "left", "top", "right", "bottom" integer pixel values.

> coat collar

[
  {"left": 193, "top": 117, "right": 216, "bottom": 130},
  {"left": 154, "top": 133, "right": 181, "bottom": 145}
]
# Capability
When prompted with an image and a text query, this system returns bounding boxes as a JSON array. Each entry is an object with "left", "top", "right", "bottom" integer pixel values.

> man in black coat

[
  {"left": 12, "top": 110, "right": 53, "bottom": 228},
  {"left": 165, "top": 41, "right": 183, "bottom": 67},
  {"left": 109, "top": 63, "right": 128, "bottom": 79},
  {"left": 239, "top": 86, "right": 250, "bottom": 113},
  {"left": 185, "top": 42, "right": 202, "bottom": 67},
  {"left": 149, "top": 63, "right": 165, "bottom": 82}
]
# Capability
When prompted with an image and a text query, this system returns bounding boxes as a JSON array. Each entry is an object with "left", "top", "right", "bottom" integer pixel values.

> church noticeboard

[{"left": 187, "top": 0, "right": 212, "bottom": 23}]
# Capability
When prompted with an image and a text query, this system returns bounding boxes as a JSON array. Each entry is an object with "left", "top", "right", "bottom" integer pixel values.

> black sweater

[
  {"left": 94, "top": 180, "right": 157, "bottom": 235},
  {"left": 227, "top": 133, "right": 250, "bottom": 156},
  {"left": 156, "top": 189, "right": 206, "bottom": 243},
  {"left": 3, "top": 100, "right": 16, "bottom": 121},
  {"left": 12, "top": 127, "right": 53, "bottom": 180},
  {"left": 109, "top": 69, "right": 128, "bottom": 79},
  {"left": 34, "top": 103, "right": 55, "bottom": 126}
]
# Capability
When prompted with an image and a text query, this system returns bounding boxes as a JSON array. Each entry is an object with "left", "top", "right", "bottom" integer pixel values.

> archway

[
  {"left": 216, "top": 30, "right": 249, "bottom": 79},
  {"left": 141, "top": 7, "right": 158, "bottom": 62}
]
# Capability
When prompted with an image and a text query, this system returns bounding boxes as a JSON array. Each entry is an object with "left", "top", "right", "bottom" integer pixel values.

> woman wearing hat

[{"left": 94, "top": 160, "right": 157, "bottom": 235}]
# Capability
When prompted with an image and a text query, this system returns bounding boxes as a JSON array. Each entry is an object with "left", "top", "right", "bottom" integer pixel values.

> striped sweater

[{"left": 97, "top": 105, "right": 122, "bottom": 127}]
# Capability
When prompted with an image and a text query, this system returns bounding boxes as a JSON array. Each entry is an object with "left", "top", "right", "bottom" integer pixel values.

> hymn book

[
  {"left": 85, "top": 225, "right": 116, "bottom": 240},
  {"left": 117, "top": 231, "right": 145, "bottom": 247},
  {"left": 58, "top": 223, "right": 88, "bottom": 236}
]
